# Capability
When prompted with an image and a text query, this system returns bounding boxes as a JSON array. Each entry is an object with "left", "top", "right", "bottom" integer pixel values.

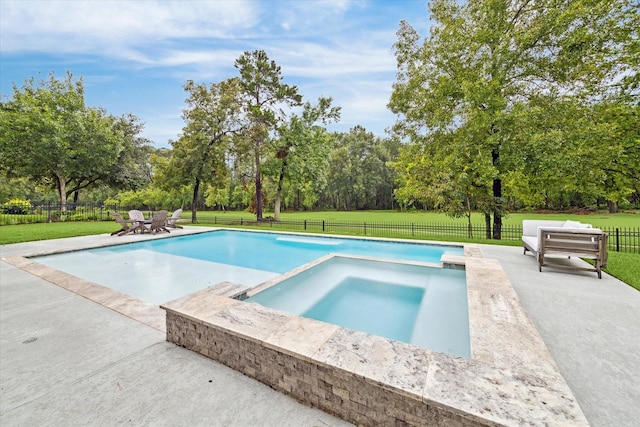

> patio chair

[
  {"left": 128, "top": 209, "right": 146, "bottom": 225},
  {"left": 110, "top": 212, "right": 142, "bottom": 236},
  {"left": 166, "top": 208, "right": 183, "bottom": 229},
  {"left": 143, "top": 210, "right": 170, "bottom": 234}
]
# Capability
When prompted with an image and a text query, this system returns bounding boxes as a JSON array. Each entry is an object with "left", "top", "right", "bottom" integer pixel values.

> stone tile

[
  {"left": 263, "top": 315, "right": 340, "bottom": 360},
  {"left": 55, "top": 278, "right": 101, "bottom": 295},
  {"left": 313, "top": 328, "right": 431, "bottom": 399},
  {"left": 81, "top": 284, "right": 130, "bottom": 306},
  {"left": 161, "top": 287, "right": 239, "bottom": 322},
  {"left": 1, "top": 256, "right": 33, "bottom": 268},
  {"left": 21, "top": 262, "right": 60, "bottom": 278},
  {"left": 423, "top": 352, "right": 589, "bottom": 427},
  {"left": 441, "top": 254, "right": 466, "bottom": 267},
  {"left": 464, "top": 244, "right": 483, "bottom": 258},
  {"left": 198, "top": 300, "right": 294, "bottom": 342},
  {"left": 208, "top": 281, "right": 250, "bottom": 298}
]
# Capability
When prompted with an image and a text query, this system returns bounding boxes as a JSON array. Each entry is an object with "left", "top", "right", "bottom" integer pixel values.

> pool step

[
  {"left": 209, "top": 282, "right": 250, "bottom": 300},
  {"left": 441, "top": 254, "right": 466, "bottom": 270}
]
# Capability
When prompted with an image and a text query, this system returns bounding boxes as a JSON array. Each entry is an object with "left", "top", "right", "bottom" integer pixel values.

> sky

[{"left": 0, "top": 0, "right": 432, "bottom": 148}]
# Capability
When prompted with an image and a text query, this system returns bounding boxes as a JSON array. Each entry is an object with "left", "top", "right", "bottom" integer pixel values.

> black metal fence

[
  {"left": 0, "top": 202, "right": 147, "bottom": 225},
  {"left": 202, "top": 216, "right": 639, "bottom": 254},
  {"left": 1, "top": 203, "right": 638, "bottom": 254}
]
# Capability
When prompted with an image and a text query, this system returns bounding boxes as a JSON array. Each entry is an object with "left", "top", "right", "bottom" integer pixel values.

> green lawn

[
  {"left": 197, "top": 209, "right": 640, "bottom": 229},
  {"left": 1, "top": 210, "right": 638, "bottom": 291},
  {"left": 0, "top": 221, "right": 116, "bottom": 244}
]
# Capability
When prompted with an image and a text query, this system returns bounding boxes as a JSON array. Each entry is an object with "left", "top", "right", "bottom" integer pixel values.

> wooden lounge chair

[
  {"left": 166, "top": 208, "right": 183, "bottom": 229},
  {"left": 128, "top": 209, "right": 146, "bottom": 226},
  {"left": 143, "top": 210, "right": 170, "bottom": 234},
  {"left": 110, "top": 212, "right": 142, "bottom": 236}
]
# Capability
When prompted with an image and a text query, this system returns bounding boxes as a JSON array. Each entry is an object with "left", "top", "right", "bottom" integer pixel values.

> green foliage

[
  {"left": 0, "top": 72, "right": 149, "bottom": 207},
  {"left": 105, "top": 187, "right": 188, "bottom": 211},
  {"left": 268, "top": 96, "right": 341, "bottom": 219},
  {"left": 389, "top": 0, "right": 639, "bottom": 238},
  {"left": 157, "top": 78, "right": 243, "bottom": 221},
  {"left": 234, "top": 50, "right": 303, "bottom": 219},
  {"left": 322, "top": 127, "right": 398, "bottom": 211},
  {"left": 2, "top": 198, "right": 32, "bottom": 214}
]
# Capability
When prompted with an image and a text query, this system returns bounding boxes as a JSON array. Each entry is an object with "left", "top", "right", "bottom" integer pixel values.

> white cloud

[
  {"left": 0, "top": 0, "right": 259, "bottom": 54},
  {"left": 1, "top": 0, "right": 430, "bottom": 144}
]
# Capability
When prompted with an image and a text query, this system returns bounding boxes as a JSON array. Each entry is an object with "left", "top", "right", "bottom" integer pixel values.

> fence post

[
  {"left": 364, "top": 222, "right": 366, "bottom": 235},
  {"left": 322, "top": 220, "right": 325, "bottom": 232},
  {"left": 241, "top": 218, "right": 243, "bottom": 226},
  {"left": 304, "top": 220, "right": 307, "bottom": 230},
  {"left": 411, "top": 223, "right": 414, "bottom": 237},
  {"left": 616, "top": 228, "right": 620, "bottom": 252}
]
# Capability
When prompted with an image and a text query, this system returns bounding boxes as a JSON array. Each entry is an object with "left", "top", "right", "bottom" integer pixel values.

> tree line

[{"left": 1, "top": 0, "right": 638, "bottom": 239}]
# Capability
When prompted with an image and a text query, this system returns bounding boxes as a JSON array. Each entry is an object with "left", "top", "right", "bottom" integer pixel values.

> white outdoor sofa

[{"left": 522, "top": 220, "right": 608, "bottom": 279}]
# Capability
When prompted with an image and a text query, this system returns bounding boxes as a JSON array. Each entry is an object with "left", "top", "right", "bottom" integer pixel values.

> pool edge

[{"left": 160, "top": 243, "right": 589, "bottom": 426}]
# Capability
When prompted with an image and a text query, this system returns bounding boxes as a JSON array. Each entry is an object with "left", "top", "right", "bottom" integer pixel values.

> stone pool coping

[{"left": 2, "top": 230, "right": 588, "bottom": 426}]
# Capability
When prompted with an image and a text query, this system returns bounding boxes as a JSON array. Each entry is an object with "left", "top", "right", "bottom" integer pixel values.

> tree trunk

[
  {"left": 607, "top": 200, "right": 619, "bottom": 213},
  {"left": 56, "top": 174, "right": 67, "bottom": 212},
  {"left": 465, "top": 194, "right": 473, "bottom": 238},
  {"left": 484, "top": 212, "right": 492, "bottom": 239},
  {"left": 491, "top": 149, "right": 502, "bottom": 240},
  {"left": 492, "top": 207, "right": 502, "bottom": 240},
  {"left": 274, "top": 160, "right": 287, "bottom": 221},
  {"left": 274, "top": 191, "right": 282, "bottom": 220},
  {"left": 191, "top": 177, "right": 200, "bottom": 223},
  {"left": 254, "top": 142, "right": 263, "bottom": 221}
]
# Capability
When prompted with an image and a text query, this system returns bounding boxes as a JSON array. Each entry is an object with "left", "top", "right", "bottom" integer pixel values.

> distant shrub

[{"left": 2, "top": 199, "right": 32, "bottom": 214}]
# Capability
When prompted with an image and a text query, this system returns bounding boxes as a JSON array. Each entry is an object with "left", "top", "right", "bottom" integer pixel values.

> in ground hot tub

[{"left": 246, "top": 256, "right": 470, "bottom": 358}]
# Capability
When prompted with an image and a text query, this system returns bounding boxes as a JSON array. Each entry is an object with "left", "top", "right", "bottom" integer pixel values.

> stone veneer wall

[{"left": 165, "top": 311, "right": 490, "bottom": 427}]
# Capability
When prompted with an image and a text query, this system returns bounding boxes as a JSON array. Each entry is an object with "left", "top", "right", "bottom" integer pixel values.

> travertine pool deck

[
  {"left": 159, "top": 248, "right": 587, "bottom": 426},
  {"left": 2, "top": 227, "right": 639, "bottom": 426}
]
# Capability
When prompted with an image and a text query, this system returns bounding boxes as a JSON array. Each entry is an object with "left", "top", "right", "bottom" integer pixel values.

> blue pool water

[
  {"left": 97, "top": 230, "right": 462, "bottom": 273},
  {"left": 247, "top": 257, "right": 470, "bottom": 357},
  {"left": 34, "top": 229, "right": 463, "bottom": 307}
]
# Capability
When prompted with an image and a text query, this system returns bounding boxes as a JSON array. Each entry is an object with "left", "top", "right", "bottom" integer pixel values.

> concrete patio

[{"left": 1, "top": 229, "right": 638, "bottom": 426}]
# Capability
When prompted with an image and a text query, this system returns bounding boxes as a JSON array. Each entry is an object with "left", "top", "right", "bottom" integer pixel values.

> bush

[{"left": 2, "top": 199, "right": 33, "bottom": 214}]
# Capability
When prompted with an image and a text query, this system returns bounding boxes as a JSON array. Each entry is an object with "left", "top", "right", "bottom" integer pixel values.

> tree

[
  {"left": 158, "top": 78, "right": 243, "bottom": 223},
  {"left": 323, "top": 127, "right": 396, "bottom": 210},
  {"left": 0, "top": 72, "right": 127, "bottom": 210},
  {"left": 234, "top": 50, "right": 302, "bottom": 220},
  {"left": 269, "top": 97, "right": 340, "bottom": 220},
  {"left": 68, "top": 114, "right": 153, "bottom": 204},
  {"left": 105, "top": 114, "right": 154, "bottom": 193},
  {"left": 391, "top": 126, "right": 493, "bottom": 237},
  {"left": 389, "top": 0, "right": 637, "bottom": 237}
]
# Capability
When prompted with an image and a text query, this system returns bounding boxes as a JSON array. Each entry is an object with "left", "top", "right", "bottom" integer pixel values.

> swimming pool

[
  {"left": 246, "top": 256, "right": 470, "bottom": 358},
  {"left": 7, "top": 231, "right": 588, "bottom": 426},
  {"left": 34, "top": 230, "right": 464, "bottom": 305}
]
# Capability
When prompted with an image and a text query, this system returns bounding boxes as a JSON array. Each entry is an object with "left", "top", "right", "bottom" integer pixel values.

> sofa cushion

[
  {"left": 562, "top": 220, "right": 593, "bottom": 229},
  {"left": 562, "top": 220, "right": 582, "bottom": 228},
  {"left": 522, "top": 220, "right": 566, "bottom": 236}
]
